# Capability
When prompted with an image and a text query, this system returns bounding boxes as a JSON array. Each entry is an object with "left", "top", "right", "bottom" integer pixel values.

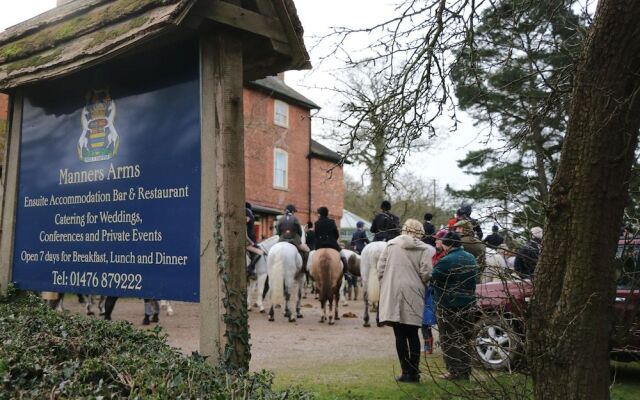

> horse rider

[
  {"left": 314, "top": 206, "right": 349, "bottom": 274},
  {"left": 246, "top": 202, "right": 264, "bottom": 279},
  {"left": 371, "top": 200, "right": 401, "bottom": 242},
  {"left": 277, "top": 204, "right": 310, "bottom": 265}
]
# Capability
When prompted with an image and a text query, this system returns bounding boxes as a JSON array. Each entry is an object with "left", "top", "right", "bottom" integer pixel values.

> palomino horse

[
  {"left": 309, "top": 248, "right": 343, "bottom": 325},
  {"left": 267, "top": 241, "right": 305, "bottom": 322},
  {"left": 247, "top": 235, "right": 280, "bottom": 313},
  {"left": 360, "top": 241, "right": 387, "bottom": 327}
]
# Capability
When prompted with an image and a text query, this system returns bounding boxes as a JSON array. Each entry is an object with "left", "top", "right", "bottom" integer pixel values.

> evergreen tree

[{"left": 449, "top": 0, "right": 585, "bottom": 227}]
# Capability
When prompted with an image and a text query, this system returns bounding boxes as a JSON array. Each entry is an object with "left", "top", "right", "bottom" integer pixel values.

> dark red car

[{"left": 473, "top": 238, "right": 640, "bottom": 370}]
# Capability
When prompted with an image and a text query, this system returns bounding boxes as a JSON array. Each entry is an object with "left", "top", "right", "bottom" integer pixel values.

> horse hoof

[
  {"left": 259, "top": 309, "right": 265, "bottom": 314},
  {"left": 319, "top": 319, "right": 325, "bottom": 323},
  {"left": 289, "top": 318, "right": 296, "bottom": 323},
  {"left": 268, "top": 318, "right": 274, "bottom": 322},
  {"left": 296, "top": 313, "right": 303, "bottom": 319},
  {"left": 335, "top": 316, "right": 341, "bottom": 321},
  {"left": 329, "top": 321, "right": 335, "bottom": 326},
  {"left": 363, "top": 323, "right": 371, "bottom": 328}
]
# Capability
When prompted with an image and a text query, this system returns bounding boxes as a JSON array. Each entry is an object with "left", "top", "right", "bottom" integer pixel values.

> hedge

[{"left": 0, "top": 290, "right": 312, "bottom": 399}]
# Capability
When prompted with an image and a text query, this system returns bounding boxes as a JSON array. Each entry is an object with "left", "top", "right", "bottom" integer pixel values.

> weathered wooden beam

[
  {"left": 195, "top": 0, "right": 289, "bottom": 44},
  {"left": 199, "top": 25, "right": 249, "bottom": 369},
  {"left": 0, "top": 91, "right": 22, "bottom": 295},
  {"left": 199, "top": 33, "right": 224, "bottom": 366}
]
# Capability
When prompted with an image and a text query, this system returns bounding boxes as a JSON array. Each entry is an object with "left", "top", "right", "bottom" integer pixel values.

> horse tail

[
  {"left": 316, "top": 250, "right": 330, "bottom": 303},
  {"left": 367, "top": 261, "right": 380, "bottom": 303},
  {"left": 270, "top": 252, "right": 285, "bottom": 305}
]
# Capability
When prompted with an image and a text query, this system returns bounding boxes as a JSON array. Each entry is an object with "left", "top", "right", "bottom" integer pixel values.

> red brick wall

[
  {"left": 243, "top": 87, "right": 344, "bottom": 237},
  {"left": 310, "top": 158, "right": 344, "bottom": 227}
]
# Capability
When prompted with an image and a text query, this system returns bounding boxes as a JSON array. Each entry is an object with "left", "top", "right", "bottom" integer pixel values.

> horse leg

[
  {"left": 98, "top": 296, "right": 105, "bottom": 315},
  {"left": 285, "top": 287, "right": 295, "bottom": 322},
  {"left": 335, "top": 290, "right": 341, "bottom": 321},
  {"left": 328, "top": 299, "right": 334, "bottom": 325},
  {"left": 363, "top": 290, "right": 371, "bottom": 327},
  {"left": 166, "top": 301, "right": 174, "bottom": 316},
  {"left": 86, "top": 295, "right": 95, "bottom": 316},
  {"left": 268, "top": 305, "right": 275, "bottom": 322},
  {"left": 319, "top": 299, "right": 326, "bottom": 323},
  {"left": 246, "top": 280, "right": 254, "bottom": 312},
  {"left": 296, "top": 277, "right": 304, "bottom": 319},
  {"left": 257, "top": 274, "right": 267, "bottom": 313}
]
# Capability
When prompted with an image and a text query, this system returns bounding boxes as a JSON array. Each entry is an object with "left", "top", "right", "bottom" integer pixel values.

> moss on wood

[
  {"left": 85, "top": 16, "right": 149, "bottom": 50},
  {"left": 2, "top": 49, "right": 63, "bottom": 74},
  {"left": 0, "top": 0, "right": 175, "bottom": 65}
]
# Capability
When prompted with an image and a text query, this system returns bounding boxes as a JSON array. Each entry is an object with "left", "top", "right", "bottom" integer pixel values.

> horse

[
  {"left": 247, "top": 235, "right": 280, "bottom": 313},
  {"left": 359, "top": 241, "right": 387, "bottom": 327},
  {"left": 480, "top": 248, "right": 514, "bottom": 283},
  {"left": 309, "top": 248, "right": 343, "bottom": 325},
  {"left": 339, "top": 249, "right": 359, "bottom": 306},
  {"left": 267, "top": 241, "right": 305, "bottom": 322}
]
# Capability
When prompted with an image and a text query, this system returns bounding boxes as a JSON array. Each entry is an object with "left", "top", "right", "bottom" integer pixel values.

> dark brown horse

[{"left": 310, "top": 248, "right": 343, "bottom": 325}]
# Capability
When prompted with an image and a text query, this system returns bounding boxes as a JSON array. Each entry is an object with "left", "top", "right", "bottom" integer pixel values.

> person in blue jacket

[{"left": 431, "top": 231, "right": 479, "bottom": 381}]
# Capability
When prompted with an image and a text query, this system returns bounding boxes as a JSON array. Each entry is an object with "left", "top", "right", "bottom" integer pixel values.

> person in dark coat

[
  {"left": 314, "top": 206, "right": 348, "bottom": 273},
  {"left": 277, "top": 204, "right": 307, "bottom": 250},
  {"left": 483, "top": 225, "right": 504, "bottom": 249},
  {"left": 456, "top": 204, "right": 483, "bottom": 239},
  {"left": 431, "top": 231, "right": 479, "bottom": 381},
  {"left": 305, "top": 221, "right": 316, "bottom": 251},
  {"left": 371, "top": 200, "right": 400, "bottom": 242},
  {"left": 246, "top": 202, "right": 264, "bottom": 278},
  {"left": 350, "top": 221, "right": 370, "bottom": 254},
  {"left": 514, "top": 227, "right": 543, "bottom": 277},
  {"left": 422, "top": 212, "right": 437, "bottom": 247}
]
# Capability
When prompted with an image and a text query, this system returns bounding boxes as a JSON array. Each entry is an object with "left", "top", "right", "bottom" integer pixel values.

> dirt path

[{"left": 63, "top": 295, "right": 398, "bottom": 371}]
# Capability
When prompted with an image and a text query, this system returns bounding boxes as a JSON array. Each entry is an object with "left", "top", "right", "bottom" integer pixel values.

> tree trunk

[
  {"left": 530, "top": 125, "right": 550, "bottom": 202},
  {"left": 528, "top": 1, "right": 640, "bottom": 399}
]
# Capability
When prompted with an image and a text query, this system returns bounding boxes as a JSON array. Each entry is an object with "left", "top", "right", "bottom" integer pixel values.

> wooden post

[
  {"left": 199, "top": 28, "right": 248, "bottom": 369},
  {"left": 0, "top": 91, "right": 22, "bottom": 295}
]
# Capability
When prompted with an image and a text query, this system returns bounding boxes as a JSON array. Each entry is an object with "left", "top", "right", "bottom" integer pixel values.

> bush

[{"left": 0, "top": 292, "right": 313, "bottom": 399}]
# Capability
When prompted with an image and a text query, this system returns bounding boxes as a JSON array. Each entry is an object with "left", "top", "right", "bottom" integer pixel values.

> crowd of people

[
  {"left": 346, "top": 200, "right": 543, "bottom": 382},
  {"left": 244, "top": 199, "right": 544, "bottom": 383}
]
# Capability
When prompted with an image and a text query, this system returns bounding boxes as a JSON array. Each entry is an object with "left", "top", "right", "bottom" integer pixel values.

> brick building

[{"left": 244, "top": 76, "right": 344, "bottom": 240}]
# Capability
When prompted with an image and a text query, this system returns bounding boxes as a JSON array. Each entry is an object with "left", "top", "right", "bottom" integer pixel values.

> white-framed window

[
  {"left": 274, "top": 99, "right": 289, "bottom": 128},
  {"left": 273, "top": 148, "right": 288, "bottom": 189}
]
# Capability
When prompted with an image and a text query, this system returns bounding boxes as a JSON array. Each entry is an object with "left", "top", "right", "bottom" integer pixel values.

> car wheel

[{"left": 474, "top": 315, "right": 523, "bottom": 370}]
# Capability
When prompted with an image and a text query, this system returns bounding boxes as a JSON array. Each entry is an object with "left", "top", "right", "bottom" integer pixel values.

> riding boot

[
  {"left": 247, "top": 253, "right": 260, "bottom": 279},
  {"left": 340, "top": 255, "right": 348, "bottom": 275}
]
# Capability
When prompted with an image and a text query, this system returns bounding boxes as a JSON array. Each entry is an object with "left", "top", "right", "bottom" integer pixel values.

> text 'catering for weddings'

[{"left": 12, "top": 43, "right": 201, "bottom": 302}]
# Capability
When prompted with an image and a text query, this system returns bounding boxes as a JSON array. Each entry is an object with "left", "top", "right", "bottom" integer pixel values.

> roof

[
  {"left": 0, "top": 0, "right": 311, "bottom": 90},
  {"left": 340, "top": 209, "right": 371, "bottom": 230},
  {"left": 310, "top": 139, "right": 348, "bottom": 164},
  {"left": 248, "top": 76, "right": 320, "bottom": 109}
]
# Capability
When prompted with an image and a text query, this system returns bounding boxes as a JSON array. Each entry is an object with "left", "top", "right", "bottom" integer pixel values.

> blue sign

[{"left": 12, "top": 42, "right": 201, "bottom": 301}]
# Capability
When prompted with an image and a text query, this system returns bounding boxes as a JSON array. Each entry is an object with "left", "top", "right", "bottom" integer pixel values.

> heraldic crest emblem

[{"left": 78, "top": 89, "right": 119, "bottom": 162}]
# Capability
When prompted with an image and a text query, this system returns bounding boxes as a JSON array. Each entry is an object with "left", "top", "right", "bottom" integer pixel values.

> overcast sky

[{"left": 0, "top": 0, "right": 480, "bottom": 193}]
